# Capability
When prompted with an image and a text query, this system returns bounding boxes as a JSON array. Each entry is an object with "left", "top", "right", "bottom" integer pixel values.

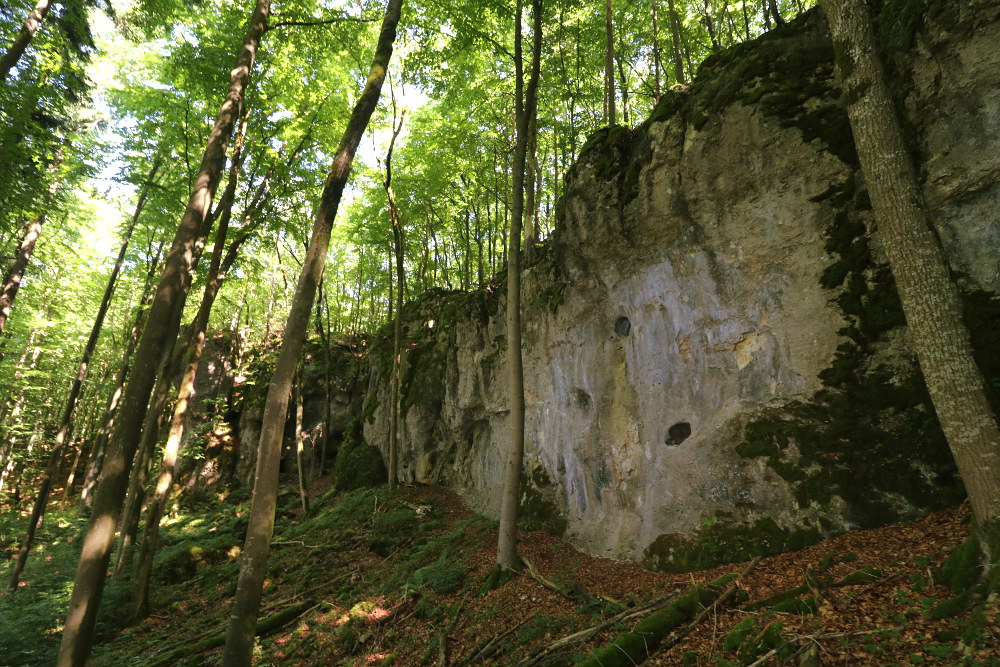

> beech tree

[
  {"left": 222, "top": 0, "right": 403, "bottom": 660},
  {"left": 496, "top": 0, "right": 543, "bottom": 572},
  {"left": 56, "top": 1, "right": 272, "bottom": 663},
  {"left": 820, "top": 0, "right": 1000, "bottom": 555}
]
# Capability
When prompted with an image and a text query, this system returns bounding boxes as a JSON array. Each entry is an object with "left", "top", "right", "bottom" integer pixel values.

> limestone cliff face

[{"left": 362, "top": 2, "right": 1000, "bottom": 567}]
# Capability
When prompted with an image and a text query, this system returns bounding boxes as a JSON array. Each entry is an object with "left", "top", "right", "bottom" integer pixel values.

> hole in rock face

[
  {"left": 614, "top": 316, "right": 632, "bottom": 337},
  {"left": 666, "top": 422, "right": 691, "bottom": 446}
]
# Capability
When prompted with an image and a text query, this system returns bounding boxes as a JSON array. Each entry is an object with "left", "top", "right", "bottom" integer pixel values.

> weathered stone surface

[{"left": 353, "top": 1, "right": 1000, "bottom": 566}]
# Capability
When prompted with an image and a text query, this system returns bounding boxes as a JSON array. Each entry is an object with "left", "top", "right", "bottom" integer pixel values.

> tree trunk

[
  {"left": 0, "top": 0, "right": 52, "bottom": 84},
  {"left": 56, "top": 3, "right": 270, "bottom": 664},
  {"left": 524, "top": 113, "right": 538, "bottom": 264},
  {"left": 7, "top": 158, "right": 160, "bottom": 592},
  {"left": 294, "top": 369, "right": 310, "bottom": 513},
  {"left": 497, "top": 0, "right": 543, "bottom": 571},
  {"left": 667, "top": 0, "right": 685, "bottom": 84},
  {"left": 702, "top": 0, "right": 720, "bottom": 50},
  {"left": 820, "top": 0, "right": 1000, "bottom": 555},
  {"left": 130, "top": 115, "right": 250, "bottom": 619},
  {"left": 768, "top": 0, "right": 786, "bottom": 26},
  {"left": 383, "top": 110, "right": 406, "bottom": 490},
  {"left": 603, "top": 0, "right": 616, "bottom": 126},
  {"left": 0, "top": 217, "right": 42, "bottom": 336},
  {"left": 221, "top": 0, "right": 401, "bottom": 662},
  {"left": 78, "top": 243, "right": 164, "bottom": 510},
  {"left": 651, "top": 0, "right": 663, "bottom": 101},
  {"left": 113, "top": 320, "right": 178, "bottom": 577}
]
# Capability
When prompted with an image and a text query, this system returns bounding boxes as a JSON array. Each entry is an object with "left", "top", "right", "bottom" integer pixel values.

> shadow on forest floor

[{"left": 2, "top": 478, "right": 998, "bottom": 666}]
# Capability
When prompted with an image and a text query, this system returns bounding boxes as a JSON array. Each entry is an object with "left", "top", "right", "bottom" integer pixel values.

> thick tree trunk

[
  {"left": 7, "top": 158, "right": 160, "bottom": 592},
  {"left": 497, "top": 0, "right": 543, "bottom": 571},
  {"left": 221, "top": 1, "right": 401, "bottom": 662},
  {"left": 56, "top": 3, "right": 271, "bottom": 664},
  {"left": 820, "top": 0, "right": 1000, "bottom": 555},
  {"left": 0, "top": 0, "right": 52, "bottom": 84}
]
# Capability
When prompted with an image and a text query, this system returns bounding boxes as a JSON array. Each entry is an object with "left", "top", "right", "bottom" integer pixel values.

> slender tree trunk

[
  {"left": 383, "top": 110, "right": 406, "bottom": 490},
  {"left": 294, "top": 369, "right": 310, "bottom": 512},
  {"left": 821, "top": 0, "right": 1000, "bottom": 555},
  {"left": 7, "top": 159, "right": 160, "bottom": 592},
  {"left": 130, "top": 117, "right": 250, "bottom": 618},
  {"left": 667, "top": 0, "right": 686, "bottom": 84},
  {"left": 603, "top": 0, "right": 616, "bottom": 126},
  {"left": 614, "top": 25, "right": 630, "bottom": 126},
  {"left": 113, "top": 321, "right": 177, "bottom": 578},
  {"left": 651, "top": 0, "right": 663, "bottom": 100},
  {"left": 524, "top": 114, "right": 538, "bottom": 264},
  {"left": 0, "top": 218, "right": 42, "bottom": 336},
  {"left": 702, "top": 0, "right": 720, "bottom": 50},
  {"left": 497, "top": 0, "right": 543, "bottom": 571},
  {"left": 221, "top": 0, "right": 401, "bottom": 661},
  {"left": 77, "top": 242, "right": 164, "bottom": 512},
  {"left": 56, "top": 3, "right": 271, "bottom": 663},
  {"left": 0, "top": 0, "right": 52, "bottom": 84},
  {"left": 316, "top": 286, "right": 333, "bottom": 474},
  {"left": 768, "top": 0, "right": 786, "bottom": 26}
]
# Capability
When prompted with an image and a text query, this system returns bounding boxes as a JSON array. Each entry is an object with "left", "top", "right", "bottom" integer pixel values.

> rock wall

[{"left": 360, "top": 1, "right": 1000, "bottom": 568}]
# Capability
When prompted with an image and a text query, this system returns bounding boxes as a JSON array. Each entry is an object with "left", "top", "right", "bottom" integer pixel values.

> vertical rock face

[{"left": 361, "top": 1, "right": 1000, "bottom": 567}]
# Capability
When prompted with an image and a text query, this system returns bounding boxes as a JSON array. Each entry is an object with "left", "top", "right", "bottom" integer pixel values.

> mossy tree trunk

[
  {"left": 221, "top": 0, "right": 402, "bottom": 661},
  {"left": 820, "top": 0, "right": 1000, "bottom": 557}
]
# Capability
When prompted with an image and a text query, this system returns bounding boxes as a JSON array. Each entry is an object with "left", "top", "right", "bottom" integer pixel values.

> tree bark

[
  {"left": 603, "top": 0, "right": 616, "bottom": 126},
  {"left": 0, "top": 0, "right": 52, "bottom": 84},
  {"left": 383, "top": 109, "right": 406, "bottom": 490},
  {"left": 56, "top": 3, "right": 271, "bottom": 664},
  {"left": 497, "top": 0, "right": 543, "bottom": 571},
  {"left": 7, "top": 157, "right": 160, "bottom": 592},
  {"left": 0, "top": 214, "right": 43, "bottom": 336},
  {"left": 221, "top": 0, "right": 402, "bottom": 662},
  {"left": 667, "top": 0, "right": 685, "bottom": 84},
  {"left": 820, "top": 0, "right": 1000, "bottom": 555}
]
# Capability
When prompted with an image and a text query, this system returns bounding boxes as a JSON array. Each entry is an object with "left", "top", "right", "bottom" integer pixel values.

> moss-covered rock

[
  {"left": 643, "top": 517, "right": 820, "bottom": 573},
  {"left": 333, "top": 440, "right": 387, "bottom": 492}
]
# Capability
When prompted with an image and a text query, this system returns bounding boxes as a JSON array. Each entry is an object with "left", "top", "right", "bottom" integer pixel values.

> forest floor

[{"left": 2, "top": 478, "right": 999, "bottom": 666}]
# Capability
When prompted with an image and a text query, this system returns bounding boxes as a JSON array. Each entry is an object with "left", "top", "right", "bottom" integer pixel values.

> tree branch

[{"left": 267, "top": 14, "right": 379, "bottom": 31}]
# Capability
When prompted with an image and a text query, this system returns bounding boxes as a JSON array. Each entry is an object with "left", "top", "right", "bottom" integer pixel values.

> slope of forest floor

[{"left": 2, "top": 479, "right": 998, "bottom": 666}]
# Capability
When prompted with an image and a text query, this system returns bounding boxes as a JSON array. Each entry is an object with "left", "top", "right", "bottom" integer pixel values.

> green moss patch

[
  {"left": 643, "top": 517, "right": 820, "bottom": 573},
  {"left": 518, "top": 465, "right": 568, "bottom": 538},
  {"left": 333, "top": 439, "right": 387, "bottom": 492}
]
